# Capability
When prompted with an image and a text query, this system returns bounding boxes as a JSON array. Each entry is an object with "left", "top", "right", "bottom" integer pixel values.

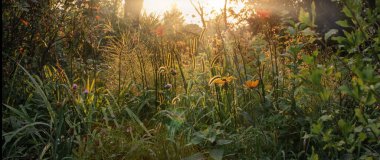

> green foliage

[{"left": 2, "top": 0, "right": 380, "bottom": 159}]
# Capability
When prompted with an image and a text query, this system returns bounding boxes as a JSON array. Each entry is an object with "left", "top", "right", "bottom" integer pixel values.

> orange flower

[
  {"left": 245, "top": 80, "right": 259, "bottom": 89},
  {"left": 95, "top": 15, "right": 101, "bottom": 20}
]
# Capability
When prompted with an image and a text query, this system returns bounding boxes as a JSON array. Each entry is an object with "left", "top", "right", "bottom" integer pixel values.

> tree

[
  {"left": 163, "top": 5, "right": 185, "bottom": 39},
  {"left": 124, "top": 0, "right": 144, "bottom": 27}
]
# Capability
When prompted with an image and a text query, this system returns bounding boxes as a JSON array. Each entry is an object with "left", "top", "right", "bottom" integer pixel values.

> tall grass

[{"left": 3, "top": 1, "right": 380, "bottom": 159}]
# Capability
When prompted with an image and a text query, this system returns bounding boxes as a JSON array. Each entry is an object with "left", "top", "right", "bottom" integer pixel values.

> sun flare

[{"left": 142, "top": 0, "right": 245, "bottom": 25}]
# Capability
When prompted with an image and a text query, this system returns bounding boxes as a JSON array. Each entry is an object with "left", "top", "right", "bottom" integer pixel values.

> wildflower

[
  {"left": 72, "top": 83, "right": 78, "bottom": 90},
  {"left": 245, "top": 80, "right": 259, "bottom": 89},
  {"left": 84, "top": 89, "right": 89, "bottom": 94},
  {"left": 209, "top": 76, "right": 235, "bottom": 87},
  {"left": 164, "top": 84, "right": 172, "bottom": 89}
]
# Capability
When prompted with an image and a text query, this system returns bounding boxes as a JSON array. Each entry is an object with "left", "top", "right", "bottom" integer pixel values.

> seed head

[{"left": 164, "top": 84, "right": 172, "bottom": 89}]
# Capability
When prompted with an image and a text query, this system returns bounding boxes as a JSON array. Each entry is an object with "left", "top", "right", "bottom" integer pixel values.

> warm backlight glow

[{"left": 142, "top": 0, "right": 245, "bottom": 25}]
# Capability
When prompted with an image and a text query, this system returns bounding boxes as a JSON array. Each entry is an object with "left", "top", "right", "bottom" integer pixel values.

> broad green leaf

[
  {"left": 336, "top": 20, "right": 350, "bottom": 28},
  {"left": 324, "top": 29, "right": 338, "bottom": 41},
  {"left": 194, "top": 131, "right": 207, "bottom": 139},
  {"left": 319, "top": 115, "right": 332, "bottom": 122},
  {"left": 338, "top": 119, "right": 353, "bottom": 135},
  {"left": 365, "top": 93, "right": 377, "bottom": 106},
  {"left": 302, "top": 133, "right": 313, "bottom": 139},
  {"left": 339, "top": 85, "right": 351, "bottom": 94},
  {"left": 354, "top": 108, "right": 366, "bottom": 124},
  {"left": 301, "top": 27, "right": 316, "bottom": 36},
  {"left": 288, "top": 44, "right": 303, "bottom": 55},
  {"left": 216, "top": 139, "right": 232, "bottom": 145},
  {"left": 298, "top": 8, "right": 311, "bottom": 26},
  {"left": 207, "top": 130, "right": 217, "bottom": 143},
  {"left": 308, "top": 147, "right": 319, "bottom": 160},
  {"left": 311, "top": 123, "right": 323, "bottom": 134},
  {"left": 182, "top": 152, "right": 205, "bottom": 160},
  {"left": 332, "top": 36, "right": 346, "bottom": 43},
  {"left": 287, "top": 26, "right": 296, "bottom": 35},
  {"left": 209, "top": 149, "right": 224, "bottom": 160},
  {"left": 342, "top": 6, "right": 353, "bottom": 18},
  {"left": 310, "top": 69, "right": 322, "bottom": 85},
  {"left": 358, "top": 132, "right": 367, "bottom": 142},
  {"left": 302, "top": 55, "right": 314, "bottom": 65},
  {"left": 190, "top": 136, "right": 203, "bottom": 145},
  {"left": 354, "top": 125, "right": 363, "bottom": 132}
]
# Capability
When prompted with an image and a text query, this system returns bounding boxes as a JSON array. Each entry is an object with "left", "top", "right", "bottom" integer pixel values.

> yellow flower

[
  {"left": 213, "top": 78, "right": 226, "bottom": 85},
  {"left": 245, "top": 80, "right": 259, "bottom": 89},
  {"left": 209, "top": 76, "right": 235, "bottom": 86},
  {"left": 224, "top": 76, "right": 235, "bottom": 83}
]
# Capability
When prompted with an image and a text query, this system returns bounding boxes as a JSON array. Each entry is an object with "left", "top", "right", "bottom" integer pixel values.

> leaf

[
  {"left": 319, "top": 89, "right": 331, "bottom": 102},
  {"left": 182, "top": 152, "right": 205, "bottom": 160},
  {"left": 354, "top": 109, "right": 366, "bottom": 124},
  {"left": 302, "top": 55, "right": 314, "bottom": 65},
  {"left": 287, "top": 26, "right": 296, "bottom": 35},
  {"left": 288, "top": 44, "right": 303, "bottom": 55},
  {"left": 207, "top": 130, "right": 217, "bottom": 143},
  {"left": 298, "top": 8, "right": 311, "bottom": 26},
  {"left": 311, "top": 123, "right": 323, "bottom": 134},
  {"left": 331, "top": 36, "right": 346, "bottom": 43},
  {"left": 216, "top": 139, "right": 232, "bottom": 145},
  {"left": 190, "top": 136, "right": 203, "bottom": 145},
  {"left": 342, "top": 6, "right": 353, "bottom": 18},
  {"left": 18, "top": 63, "right": 55, "bottom": 124},
  {"left": 209, "top": 149, "right": 224, "bottom": 160},
  {"left": 336, "top": 20, "right": 350, "bottom": 28},
  {"left": 310, "top": 69, "right": 322, "bottom": 85},
  {"left": 2, "top": 122, "right": 51, "bottom": 149},
  {"left": 338, "top": 119, "right": 353, "bottom": 135},
  {"left": 319, "top": 115, "right": 332, "bottom": 122},
  {"left": 365, "top": 93, "right": 377, "bottom": 106},
  {"left": 354, "top": 125, "right": 363, "bottom": 132},
  {"left": 324, "top": 29, "right": 338, "bottom": 41},
  {"left": 308, "top": 147, "right": 319, "bottom": 160},
  {"left": 358, "top": 132, "right": 367, "bottom": 142},
  {"left": 339, "top": 85, "right": 351, "bottom": 95},
  {"left": 301, "top": 27, "right": 316, "bottom": 36},
  {"left": 302, "top": 133, "right": 313, "bottom": 139}
]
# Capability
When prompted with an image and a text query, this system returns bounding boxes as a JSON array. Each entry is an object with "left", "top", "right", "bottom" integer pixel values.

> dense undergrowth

[{"left": 2, "top": 0, "right": 380, "bottom": 159}]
